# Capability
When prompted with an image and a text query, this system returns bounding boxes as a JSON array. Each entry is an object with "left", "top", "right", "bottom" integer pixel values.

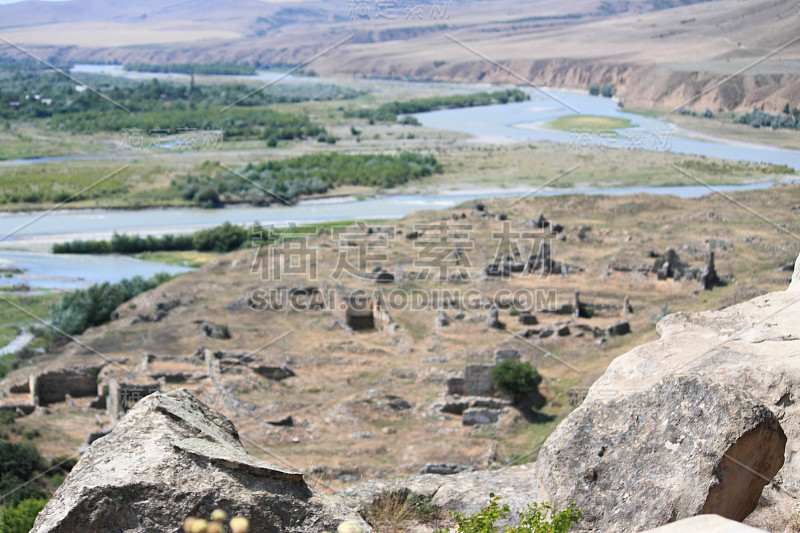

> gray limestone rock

[
  {"left": 31, "top": 388, "right": 370, "bottom": 533},
  {"left": 537, "top": 376, "right": 786, "bottom": 532}
]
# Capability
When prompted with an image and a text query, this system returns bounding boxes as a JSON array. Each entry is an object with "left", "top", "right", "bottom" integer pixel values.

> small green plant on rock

[{"left": 434, "top": 494, "right": 581, "bottom": 533}]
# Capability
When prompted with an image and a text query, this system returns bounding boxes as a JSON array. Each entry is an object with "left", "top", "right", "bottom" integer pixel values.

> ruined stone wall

[
  {"left": 463, "top": 364, "right": 495, "bottom": 396},
  {"left": 30, "top": 366, "right": 101, "bottom": 406},
  {"left": 107, "top": 379, "right": 160, "bottom": 423}
]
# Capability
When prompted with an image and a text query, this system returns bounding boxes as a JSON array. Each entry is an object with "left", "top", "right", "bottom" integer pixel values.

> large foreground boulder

[
  {"left": 642, "top": 515, "right": 768, "bottom": 532},
  {"left": 542, "top": 251, "right": 800, "bottom": 532},
  {"left": 31, "top": 389, "right": 370, "bottom": 533},
  {"left": 537, "top": 376, "right": 785, "bottom": 532}
]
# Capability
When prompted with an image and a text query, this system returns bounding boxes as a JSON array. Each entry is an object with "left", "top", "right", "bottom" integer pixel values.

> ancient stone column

[
  {"left": 573, "top": 291, "right": 582, "bottom": 318},
  {"left": 701, "top": 247, "right": 719, "bottom": 291},
  {"left": 622, "top": 295, "right": 633, "bottom": 317}
]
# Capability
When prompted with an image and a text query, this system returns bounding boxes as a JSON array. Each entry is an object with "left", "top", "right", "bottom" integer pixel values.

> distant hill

[{"left": 0, "top": 0, "right": 797, "bottom": 112}]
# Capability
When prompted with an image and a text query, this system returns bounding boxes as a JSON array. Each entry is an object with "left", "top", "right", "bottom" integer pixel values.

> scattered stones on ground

[{"left": 418, "top": 463, "right": 477, "bottom": 475}]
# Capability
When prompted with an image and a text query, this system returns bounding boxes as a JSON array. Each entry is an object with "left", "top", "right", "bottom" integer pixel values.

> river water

[{"left": 1, "top": 66, "right": 797, "bottom": 290}]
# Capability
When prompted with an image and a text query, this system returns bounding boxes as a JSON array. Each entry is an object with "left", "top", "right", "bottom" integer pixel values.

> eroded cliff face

[
  {"left": 323, "top": 57, "right": 798, "bottom": 113},
  {"left": 17, "top": 44, "right": 797, "bottom": 114}
]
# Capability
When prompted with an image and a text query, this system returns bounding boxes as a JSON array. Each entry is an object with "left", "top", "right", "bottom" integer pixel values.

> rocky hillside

[
  {"left": 343, "top": 254, "right": 800, "bottom": 532},
  {"left": 2, "top": 188, "right": 797, "bottom": 485},
  {"left": 28, "top": 254, "right": 800, "bottom": 532}
]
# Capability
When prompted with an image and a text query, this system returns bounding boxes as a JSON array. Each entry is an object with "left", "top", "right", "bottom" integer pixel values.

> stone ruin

[
  {"left": 441, "top": 349, "right": 524, "bottom": 425},
  {"left": 517, "top": 310, "right": 538, "bottom": 325},
  {"left": 340, "top": 294, "right": 375, "bottom": 330},
  {"left": 29, "top": 365, "right": 103, "bottom": 406},
  {"left": 651, "top": 246, "right": 719, "bottom": 290},
  {"left": 436, "top": 308, "right": 449, "bottom": 328},
  {"left": 447, "top": 362, "right": 498, "bottom": 398},
  {"left": 525, "top": 241, "right": 557, "bottom": 275},
  {"left": 200, "top": 320, "right": 231, "bottom": 339},
  {"left": 130, "top": 298, "right": 181, "bottom": 324},
  {"left": 336, "top": 292, "right": 394, "bottom": 333},
  {"left": 481, "top": 214, "right": 570, "bottom": 279},
  {"left": 700, "top": 248, "right": 719, "bottom": 290},
  {"left": 106, "top": 378, "right": 161, "bottom": 423},
  {"left": 487, "top": 304, "right": 504, "bottom": 329}
]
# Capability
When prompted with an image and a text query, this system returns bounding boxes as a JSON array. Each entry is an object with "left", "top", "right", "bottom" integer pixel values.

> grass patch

[
  {"left": 0, "top": 294, "right": 59, "bottom": 347},
  {"left": 365, "top": 490, "right": 439, "bottom": 533},
  {"left": 547, "top": 115, "right": 633, "bottom": 132},
  {"left": 133, "top": 250, "right": 220, "bottom": 268},
  {"left": 678, "top": 159, "right": 793, "bottom": 175}
]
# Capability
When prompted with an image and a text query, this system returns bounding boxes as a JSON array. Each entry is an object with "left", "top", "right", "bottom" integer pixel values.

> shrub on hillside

[
  {"left": 192, "top": 222, "right": 248, "bottom": 252},
  {"left": 49, "top": 273, "right": 174, "bottom": 336},
  {"left": 490, "top": 360, "right": 542, "bottom": 404},
  {"left": 0, "top": 440, "right": 47, "bottom": 505}
]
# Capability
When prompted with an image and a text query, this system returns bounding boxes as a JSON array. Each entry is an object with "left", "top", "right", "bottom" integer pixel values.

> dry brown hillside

[
  {"left": 1, "top": 0, "right": 798, "bottom": 112},
  {"left": 2, "top": 188, "right": 798, "bottom": 487}
]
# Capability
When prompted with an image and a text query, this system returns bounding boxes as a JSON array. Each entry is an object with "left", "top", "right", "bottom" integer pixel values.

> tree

[
  {"left": 194, "top": 186, "right": 221, "bottom": 208},
  {"left": 192, "top": 222, "right": 248, "bottom": 252},
  {"left": 0, "top": 440, "right": 46, "bottom": 506},
  {"left": 490, "top": 360, "right": 542, "bottom": 404},
  {"left": 0, "top": 497, "right": 48, "bottom": 533}
]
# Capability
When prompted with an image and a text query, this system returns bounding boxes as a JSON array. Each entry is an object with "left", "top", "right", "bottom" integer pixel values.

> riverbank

[{"left": 1, "top": 76, "right": 799, "bottom": 213}]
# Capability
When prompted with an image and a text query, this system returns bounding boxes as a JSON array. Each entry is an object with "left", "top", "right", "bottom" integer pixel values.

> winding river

[{"left": 1, "top": 66, "right": 798, "bottom": 290}]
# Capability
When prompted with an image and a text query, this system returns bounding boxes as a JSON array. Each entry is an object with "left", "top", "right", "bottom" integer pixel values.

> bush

[
  {"left": 0, "top": 497, "right": 48, "bottom": 533},
  {"left": 49, "top": 273, "right": 174, "bottom": 336},
  {"left": 346, "top": 89, "right": 528, "bottom": 123},
  {"left": 0, "top": 440, "right": 41, "bottom": 481},
  {"left": 435, "top": 494, "right": 581, "bottom": 533},
  {"left": 0, "top": 440, "right": 47, "bottom": 506},
  {"left": 490, "top": 360, "right": 541, "bottom": 403},
  {"left": 194, "top": 186, "right": 222, "bottom": 208},
  {"left": 124, "top": 62, "right": 256, "bottom": 76},
  {"left": 53, "top": 223, "right": 248, "bottom": 255},
  {"left": 192, "top": 222, "right": 248, "bottom": 252},
  {"left": 735, "top": 107, "right": 799, "bottom": 130}
]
